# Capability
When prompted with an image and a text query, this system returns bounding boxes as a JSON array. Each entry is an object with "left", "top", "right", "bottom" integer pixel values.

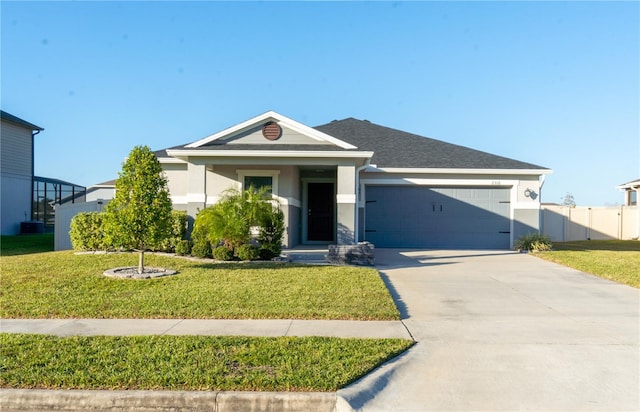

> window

[
  {"left": 236, "top": 170, "right": 279, "bottom": 197},
  {"left": 244, "top": 176, "right": 273, "bottom": 194},
  {"left": 630, "top": 190, "right": 637, "bottom": 206}
]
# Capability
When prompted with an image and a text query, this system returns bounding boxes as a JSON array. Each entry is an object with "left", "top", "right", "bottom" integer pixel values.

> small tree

[
  {"left": 562, "top": 192, "right": 576, "bottom": 208},
  {"left": 104, "top": 145, "right": 173, "bottom": 274}
]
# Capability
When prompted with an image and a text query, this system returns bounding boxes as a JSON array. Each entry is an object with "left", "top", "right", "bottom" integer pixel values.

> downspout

[
  {"left": 353, "top": 159, "right": 371, "bottom": 243},
  {"left": 538, "top": 174, "right": 547, "bottom": 235},
  {"left": 30, "top": 129, "right": 41, "bottom": 222}
]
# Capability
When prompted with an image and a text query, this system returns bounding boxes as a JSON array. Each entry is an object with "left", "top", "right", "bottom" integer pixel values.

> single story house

[{"left": 156, "top": 111, "right": 552, "bottom": 249}]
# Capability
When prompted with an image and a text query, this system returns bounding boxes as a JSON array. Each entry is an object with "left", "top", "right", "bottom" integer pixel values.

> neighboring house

[
  {"left": 32, "top": 176, "right": 86, "bottom": 230},
  {"left": 617, "top": 179, "right": 639, "bottom": 206},
  {"left": 86, "top": 179, "right": 116, "bottom": 202},
  {"left": 1, "top": 110, "right": 87, "bottom": 235},
  {"left": 0, "top": 110, "right": 44, "bottom": 235},
  {"left": 156, "top": 111, "right": 552, "bottom": 249}
]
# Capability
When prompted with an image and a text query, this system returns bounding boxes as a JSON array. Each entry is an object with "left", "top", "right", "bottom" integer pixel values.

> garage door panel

[{"left": 365, "top": 186, "right": 510, "bottom": 249}]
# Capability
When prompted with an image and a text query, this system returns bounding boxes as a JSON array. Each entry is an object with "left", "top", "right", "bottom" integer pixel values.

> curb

[{"left": 0, "top": 389, "right": 338, "bottom": 412}]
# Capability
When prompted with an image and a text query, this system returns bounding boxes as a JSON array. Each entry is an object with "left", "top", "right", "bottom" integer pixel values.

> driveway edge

[{"left": 0, "top": 389, "right": 337, "bottom": 412}]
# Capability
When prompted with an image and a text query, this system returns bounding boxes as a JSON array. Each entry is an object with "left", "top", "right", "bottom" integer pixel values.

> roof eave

[
  {"left": 166, "top": 149, "right": 374, "bottom": 160},
  {"left": 368, "top": 167, "right": 554, "bottom": 175}
]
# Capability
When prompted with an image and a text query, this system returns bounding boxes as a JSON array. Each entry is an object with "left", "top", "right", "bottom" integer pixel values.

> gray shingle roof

[
  {"left": 157, "top": 116, "right": 548, "bottom": 171},
  {"left": 314, "top": 118, "right": 547, "bottom": 170},
  {"left": 1, "top": 110, "right": 44, "bottom": 131}
]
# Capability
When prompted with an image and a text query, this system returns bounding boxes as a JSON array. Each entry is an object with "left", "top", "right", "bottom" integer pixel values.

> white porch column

[
  {"left": 186, "top": 162, "right": 206, "bottom": 218},
  {"left": 336, "top": 164, "right": 357, "bottom": 244}
]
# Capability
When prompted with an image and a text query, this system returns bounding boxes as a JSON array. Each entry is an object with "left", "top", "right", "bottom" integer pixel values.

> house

[
  {"left": 617, "top": 179, "right": 639, "bottom": 207},
  {"left": 2, "top": 110, "right": 88, "bottom": 235},
  {"left": 156, "top": 111, "right": 552, "bottom": 249},
  {"left": 86, "top": 179, "right": 116, "bottom": 202},
  {"left": 1, "top": 110, "right": 44, "bottom": 235}
]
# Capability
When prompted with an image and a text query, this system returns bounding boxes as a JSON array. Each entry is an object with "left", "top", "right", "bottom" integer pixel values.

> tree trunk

[{"left": 138, "top": 250, "right": 145, "bottom": 274}]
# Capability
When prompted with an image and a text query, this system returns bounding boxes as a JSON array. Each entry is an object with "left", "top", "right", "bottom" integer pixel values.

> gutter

[
  {"left": 354, "top": 159, "right": 372, "bottom": 243},
  {"left": 30, "top": 129, "right": 42, "bottom": 222}
]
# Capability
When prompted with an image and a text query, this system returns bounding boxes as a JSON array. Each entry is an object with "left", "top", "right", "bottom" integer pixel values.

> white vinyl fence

[
  {"left": 541, "top": 205, "right": 639, "bottom": 242},
  {"left": 54, "top": 200, "right": 110, "bottom": 250}
]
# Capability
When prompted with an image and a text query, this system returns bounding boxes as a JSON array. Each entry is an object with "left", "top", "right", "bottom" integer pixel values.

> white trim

[
  {"left": 187, "top": 193, "right": 206, "bottom": 203},
  {"left": 170, "top": 196, "right": 188, "bottom": 205},
  {"left": 337, "top": 194, "right": 357, "bottom": 204},
  {"left": 158, "top": 157, "right": 187, "bottom": 164},
  {"left": 368, "top": 167, "right": 553, "bottom": 176},
  {"left": 184, "top": 111, "right": 357, "bottom": 149},
  {"left": 236, "top": 169, "right": 281, "bottom": 176},
  {"left": 167, "top": 149, "right": 374, "bottom": 159}
]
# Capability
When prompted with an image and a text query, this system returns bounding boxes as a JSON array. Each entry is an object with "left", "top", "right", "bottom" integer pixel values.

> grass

[
  {"left": 536, "top": 240, "right": 640, "bottom": 288},
  {"left": 0, "top": 233, "right": 54, "bottom": 256},
  {"left": 1, "top": 251, "right": 400, "bottom": 320},
  {"left": 0, "top": 334, "right": 413, "bottom": 391}
]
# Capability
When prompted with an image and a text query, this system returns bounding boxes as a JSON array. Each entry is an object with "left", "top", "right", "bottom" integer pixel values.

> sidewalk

[{"left": 0, "top": 318, "right": 411, "bottom": 339}]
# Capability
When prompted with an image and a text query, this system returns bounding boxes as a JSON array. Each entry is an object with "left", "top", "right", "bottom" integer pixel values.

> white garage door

[{"left": 364, "top": 186, "right": 511, "bottom": 249}]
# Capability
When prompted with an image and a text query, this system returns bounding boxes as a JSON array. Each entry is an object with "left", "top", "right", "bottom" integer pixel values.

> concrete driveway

[{"left": 338, "top": 249, "right": 639, "bottom": 411}]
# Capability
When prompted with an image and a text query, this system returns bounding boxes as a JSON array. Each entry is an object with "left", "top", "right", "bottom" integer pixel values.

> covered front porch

[{"left": 170, "top": 157, "right": 370, "bottom": 248}]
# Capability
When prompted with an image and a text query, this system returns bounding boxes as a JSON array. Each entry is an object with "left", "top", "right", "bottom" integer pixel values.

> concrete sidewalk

[{"left": 0, "top": 318, "right": 411, "bottom": 339}]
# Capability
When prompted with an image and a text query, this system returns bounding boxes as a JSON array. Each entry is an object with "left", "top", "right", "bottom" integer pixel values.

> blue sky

[{"left": 2, "top": 1, "right": 638, "bottom": 206}]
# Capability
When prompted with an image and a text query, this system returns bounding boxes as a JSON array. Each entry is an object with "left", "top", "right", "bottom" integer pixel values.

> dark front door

[{"left": 307, "top": 182, "right": 334, "bottom": 241}]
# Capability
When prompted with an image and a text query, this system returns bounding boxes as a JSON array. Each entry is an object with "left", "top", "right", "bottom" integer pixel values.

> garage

[{"left": 364, "top": 186, "right": 511, "bottom": 249}]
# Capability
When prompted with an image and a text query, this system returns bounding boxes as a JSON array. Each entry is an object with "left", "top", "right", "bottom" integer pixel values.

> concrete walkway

[
  {"left": 338, "top": 249, "right": 640, "bottom": 411},
  {"left": 0, "top": 318, "right": 410, "bottom": 339}
]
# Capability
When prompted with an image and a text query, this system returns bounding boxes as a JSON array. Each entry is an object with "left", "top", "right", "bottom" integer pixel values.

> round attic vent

[{"left": 262, "top": 122, "right": 282, "bottom": 141}]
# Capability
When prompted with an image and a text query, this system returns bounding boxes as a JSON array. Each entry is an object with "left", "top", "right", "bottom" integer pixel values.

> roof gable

[
  {"left": 185, "top": 111, "right": 356, "bottom": 149},
  {"left": 314, "top": 118, "right": 549, "bottom": 171}
]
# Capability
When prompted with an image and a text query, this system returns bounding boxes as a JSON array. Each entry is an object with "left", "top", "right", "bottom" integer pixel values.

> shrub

[
  {"left": 152, "top": 211, "right": 188, "bottom": 252},
  {"left": 259, "top": 243, "right": 282, "bottom": 261},
  {"left": 191, "top": 239, "right": 212, "bottom": 258},
  {"left": 191, "top": 187, "right": 285, "bottom": 260},
  {"left": 175, "top": 240, "right": 192, "bottom": 256},
  {"left": 237, "top": 244, "right": 259, "bottom": 261},
  {"left": 257, "top": 206, "right": 284, "bottom": 254},
  {"left": 70, "top": 212, "right": 110, "bottom": 251},
  {"left": 515, "top": 233, "right": 552, "bottom": 252},
  {"left": 213, "top": 245, "right": 235, "bottom": 261}
]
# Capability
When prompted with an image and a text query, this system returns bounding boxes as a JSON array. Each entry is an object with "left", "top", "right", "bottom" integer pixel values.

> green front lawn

[
  {"left": 0, "top": 233, "right": 54, "bottom": 256},
  {"left": 0, "top": 334, "right": 413, "bottom": 391},
  {"left": 536, "top": 240, "right": 640, "bottom": 288},
  {"left": 0, "top": 251, "right": 400, "bottom": 320}
]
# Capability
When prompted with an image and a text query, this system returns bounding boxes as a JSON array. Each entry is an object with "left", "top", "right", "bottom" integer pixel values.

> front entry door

[{"left": 307, "top": 182, "right": 334, "bottom": 241}]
